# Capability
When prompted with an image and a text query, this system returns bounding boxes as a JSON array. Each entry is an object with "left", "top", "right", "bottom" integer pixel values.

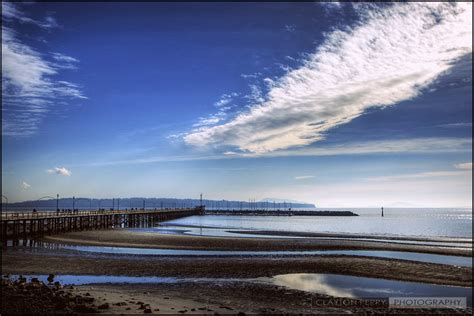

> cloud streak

[
  {"left": 1, "top": 2, "right": 58, "bottom": 29},
  {"left": 294, "top": 176, "right": 315, "bottom": 180},
  {"left": 21, "top": 181, "right": 31, "bottom": 190},
  {"left": 83, "top": 137, "right": 471, "bottom": 167},
  {"left": 184, "top": 2, "right": 472, "bottom": 154},
  {"left": 366, "top": 170, "right": 471, "bottom": 182},
  {"left": 2, "top": 2, "right": 86, "bottom": 136},
  {"left": 47, "top": 167, "right": 71, "bottom": 176},
  {"left": 225, "top": 137, "right": 472, "bottom": 159},
  {"left": 454, "top": 162, "right": 472, "bottom": 170}
]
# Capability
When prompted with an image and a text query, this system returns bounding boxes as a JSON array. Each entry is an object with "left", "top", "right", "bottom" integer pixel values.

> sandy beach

[
  {"left": 43, "top": 229, "right": 473, "bottom": 256},
  {"left": 2, "top": 228, "right": 472, "bottom": 314}
]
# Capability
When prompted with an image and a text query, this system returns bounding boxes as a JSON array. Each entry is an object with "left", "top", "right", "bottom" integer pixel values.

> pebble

[{"left": 98, "top": 303, "right": 110, "bottom": 310}]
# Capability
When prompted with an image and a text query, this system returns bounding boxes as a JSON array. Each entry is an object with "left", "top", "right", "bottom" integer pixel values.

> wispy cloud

[
  {"left": 1, "top": 2, "right": 59, "bottom": 29},
  {"left": 184, "top": 3, "right": 472, "bottom": 154},
  {"left": 21, "top": 181, "right": 31, "bottom": 190},
  {"left": 366, "top": 170, "right": 471, "bottom": 182},
  {"left": 47, "top": 167, "right": 71, "bottom": 176},
  {"left": 2, "top": 2, "right": 86, "bottom": 136},
  {"left": 223, "top": 137, "right": 472, "bottom": 159},
  {"left": 214, "top": 92, "right": 238, "bottom": 108},
  {"left": 50, "top": 52, "right": 80, "bottom": 70},
  {"left": 285, "top": 24, "right": 296, "bottom": 32},
  {"left": 193, "top": 112, "right": 227, "bottom": 128},
  {"left": 192, "top": 92, "right": 240, "bottom": 127},
  {"left": 437, "top": 122, "right": 473, "bottom": 128},
  {"left": 84, "top": 137, "right": 471, "bottom": 167},
  {"left": 320, "top": 1, "right": 342, "bottom": 12},
  {"left": 294, "top": 175, "right": 315, "bottom": 180},
  {"left": 454, "top": 162, "right": 472, "bottom": 170},
  {"left": 241, "top": 72, "right": 262, "bottom": 79}
]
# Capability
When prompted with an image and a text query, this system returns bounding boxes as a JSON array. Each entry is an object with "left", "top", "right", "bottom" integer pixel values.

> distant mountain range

[
  {"left": 260, "top": 198, "right": 313, "bottom": 204},
  {"left": 4, "top": 197, "right": 315, "bottom": 210}
]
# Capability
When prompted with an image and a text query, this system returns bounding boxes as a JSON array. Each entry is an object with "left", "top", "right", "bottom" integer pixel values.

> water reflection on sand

[
  {"left": 4, "top": 241, "right": 472, "bottom": 267},
  {"left": 8, "top": 273, "right": 472, "bottom": 306},
  {"left": 265, "top": 273, "right": 472, "bottom": 306},
  {"left": 272, "top": 274, "right": 354, "bottom": 297}
]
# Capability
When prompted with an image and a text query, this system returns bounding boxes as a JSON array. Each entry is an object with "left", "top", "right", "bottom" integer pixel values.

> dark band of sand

[
  {"left": 2, "top": 228, "right": 472, "bottom": 314},
  {"left": 43, "top": 229, "right": 472, "bottom": 256},
  {"left": 2, "top": 228, "right": 472, "bottom": 287}
]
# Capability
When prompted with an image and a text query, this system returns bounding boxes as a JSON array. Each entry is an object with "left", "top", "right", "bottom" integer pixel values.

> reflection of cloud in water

[
  {"left": 351, "top": 287, "right": 404, "bottom": 295},
  {"left": 273, "top": 274, "right": 354, "bottom": 298}
]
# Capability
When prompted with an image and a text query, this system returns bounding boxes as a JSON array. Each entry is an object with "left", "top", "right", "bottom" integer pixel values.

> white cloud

[
  {"left": 51, "top": 52, "right": 79, "bottom": 63},
  {"left": 184, "top": 2, "right": 472, "bottom": 154},
  {"left": 294, "top": 175, "right": 315, "bottom": 180},
  {"left": 366, "top": 170, "right": 471, "bottom": 182},
  {"left": 241, "top": 72, "right": 262, "bottom": 79},
  {"left": 192, "top": 92, "right": 240, "bottom": 127},
  {"left": 285, "top": 24, "right": 296, "bottom": 32},
  {"left": 2, "top": 3, "right": 85, "bottom": 136},
  {"left": 437, "top": 122, "right": 473, "bottom": 128},
  {"left": 454, "top": 162, "right": 472, "bottom": 170},
  {"left": 21, "top": 181, "right": 31, "bottom": 189},
  {"left": 193, "top": 112, "right": 227, "bottom": 127},
  {"left": 214, "top": 92, "right": 238, "bottom": 107},
  {"left": 244, "top": 84, "right": 265, "bottom": 104},
  {"left": 320, "top": 1, "right": 342, "bottom": 12},
  {"left": 1, "top": 2, "right": 59, "bottom": 29},
  {"left": 83, "top": 137, "right": 471, "bottom": 167},
  {"left": 47, "top": 167, "right": 71, "bottom": 176},
  {"left": 228, "top": 137, "right": 472, "bottom": 158}
]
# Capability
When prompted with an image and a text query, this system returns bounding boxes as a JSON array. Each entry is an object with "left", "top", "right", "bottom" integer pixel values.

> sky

[{"left": 1, "top": 2, "right": 472, "bottom": 207}]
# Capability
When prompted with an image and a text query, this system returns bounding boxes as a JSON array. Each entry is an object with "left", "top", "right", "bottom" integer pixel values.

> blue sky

[{"left": 2, "top": 2, "right": 472, "bottom": 207}]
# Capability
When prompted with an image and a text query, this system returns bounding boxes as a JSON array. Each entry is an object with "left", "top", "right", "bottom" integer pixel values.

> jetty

[
  {"left": 1, "top": 207, "right": 203, "bottom": 241},
  {"left": 203, "top": 209, "right": 358, "bottom": 216}
]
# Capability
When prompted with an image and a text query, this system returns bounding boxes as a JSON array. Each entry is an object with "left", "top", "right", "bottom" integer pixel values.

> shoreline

[
  {"left": 2, "top": 229, "right": 472, "bottom": 287},
  {"left": 2, "top": 228, "right": 473, "bottom": 314},
  {"left": 3, "top": 252, "right": 471, "bottom": 287},
  {"left": 5, "top": 277, "right": 470, "bottom": 315},
  {"left": 228, "top": 229, "right": 473, "bottom": 243},
  {"left": 40, "top": 229, "right": 472, "bottom": 257}
]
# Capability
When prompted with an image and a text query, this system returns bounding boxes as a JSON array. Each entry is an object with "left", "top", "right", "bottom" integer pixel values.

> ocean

[{"left": 165, "top": 208, "right": 472, "bottom": 239}]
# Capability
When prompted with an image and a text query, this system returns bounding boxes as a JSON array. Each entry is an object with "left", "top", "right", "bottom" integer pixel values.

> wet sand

[
  {"left": 2, "top": 229, "right": 472, "bottom": 287},
  {"left": 72, "top": 282, "right": 471, "bottom": 315},
  {"left": 2, "top": 249, "right": 472, "bottom": 286},
  {"left": 5, "top": 277, "right": 470, "bottom": 314},
  {"left": 43, "top": 229, "right": 472, "bottom": 256},
  {"left": 2, "top": 229, "right": 473, "bottom": 314}
]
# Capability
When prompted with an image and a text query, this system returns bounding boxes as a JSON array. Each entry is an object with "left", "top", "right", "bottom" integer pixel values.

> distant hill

[
  {"left": 260, "top": 198, "right": 314, "bottom": 205},
  {"left": 4, "top": 197, "right": 315, "bottom": 210}
]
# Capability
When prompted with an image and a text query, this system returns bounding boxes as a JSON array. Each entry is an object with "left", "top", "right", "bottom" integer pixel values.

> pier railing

[
  {"left": 0, "top": 208, "right": 197, "bottom": 221},
  {"left": 1, "top": 207, "right": 204, "bottom": 240}
]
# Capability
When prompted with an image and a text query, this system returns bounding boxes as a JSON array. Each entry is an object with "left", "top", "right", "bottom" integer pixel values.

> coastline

[
  {"left": 41, "top": 229, "right": 472, "bottom": 257},
  {"left": 2, "top": 229, "right": 472, "bottom": 287},
  {"left": 2, "top": 228, "right": 472, "bottom": 314}
]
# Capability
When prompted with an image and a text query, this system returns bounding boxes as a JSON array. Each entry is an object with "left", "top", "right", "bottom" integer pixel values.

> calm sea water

[{"left": 166, "top": 208, "right": 472, "bottom": 238}]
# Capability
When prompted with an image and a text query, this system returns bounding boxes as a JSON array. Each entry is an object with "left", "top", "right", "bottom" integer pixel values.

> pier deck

[{"left": 1, "top": 207, "right": 203, "bottom": 241}]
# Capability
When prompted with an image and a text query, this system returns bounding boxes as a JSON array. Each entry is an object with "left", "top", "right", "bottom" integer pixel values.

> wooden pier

[{"left": 1, "top": 207, "right": 203, "bottom": 241}]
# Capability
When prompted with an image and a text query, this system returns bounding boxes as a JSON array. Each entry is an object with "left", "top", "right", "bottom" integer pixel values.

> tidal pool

[
  {"left": 9, "top": 273, "right": 472, "bottom": 307},
  {"left": 60, "top": 245, "right": 472, "bottom": 267},
  {"left": 264, "top": 273, "right": 472, "bottom": 306}
]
